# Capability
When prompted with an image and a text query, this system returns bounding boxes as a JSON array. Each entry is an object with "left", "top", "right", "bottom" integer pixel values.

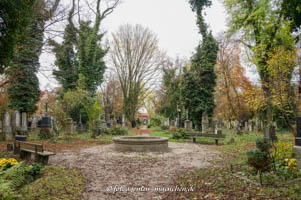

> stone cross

[
  {"left": 4, "top": 111, "right": 13, "bottom": 140},
  {"left": 21, "top": 112, "right": 28, "bottom": 132}
]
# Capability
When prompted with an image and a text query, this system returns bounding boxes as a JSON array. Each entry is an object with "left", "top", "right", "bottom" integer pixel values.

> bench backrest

[{"left": 16, "top": 141, "right": 43, "bottom": 153}]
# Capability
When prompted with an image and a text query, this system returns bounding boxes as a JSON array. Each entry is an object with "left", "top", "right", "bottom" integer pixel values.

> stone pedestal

[{"left": 293, "top": 146, "right": 301, "bottom": 169}]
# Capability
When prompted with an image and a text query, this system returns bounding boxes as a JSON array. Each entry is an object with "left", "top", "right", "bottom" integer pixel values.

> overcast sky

[{"left": 38, "top": 0, "right": 229, "bottom": 90}]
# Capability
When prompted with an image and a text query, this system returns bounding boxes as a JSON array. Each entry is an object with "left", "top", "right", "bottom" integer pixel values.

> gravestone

[
  {"left": 234, "top": 120, "right": 239, "bottom": 130},
  {"left": 244, "top": 121, "right": 248, "bottom": 131},
  {"left": 255, "top": 120, "right": 260, "bottom": 132},
  {"left": 170, "top": 120, "right": 175, "bottom": 127},
  {"left": 264, "top": 125, "right": 277, "bottom": 141},
  {"left": 184, "top": 120, "right": 192, "bottom": 130},
  {"left": 112, "top": 119, "right": 117, "bottom": 127},
  {"left": 227, "top": 121, "right": 231, "bottom": 129},
  {"left": 4, "top": 111, "right": 13, "bottom": 140},
  {"left": 14, "top": 111, "right": 21, "bottom": 131},
  {"left": 248, "top": 120, "right": 253, "bottom": 132},
  {"left": 21, "top": 112, "right": 28, "bottom": 132},
  {"left": 122, "top": 115, "right": 126, "bottom": 127},
  {"left": 202, "top": 112, "right": 209, "bottom": 134},
  {"left": 31, "top": 113, "right": 37, "bottom": 130},
  {"left": 66, "top": 118, "right": 74, "bottom": 135},
  {"left": 164, "top": 118, "right": 170, "bottom": 126}
]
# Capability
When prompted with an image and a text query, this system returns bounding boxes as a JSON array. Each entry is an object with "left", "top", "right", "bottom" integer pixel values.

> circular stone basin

[{"left": 113, "top": 136, "right": 169, "bottom": 152}]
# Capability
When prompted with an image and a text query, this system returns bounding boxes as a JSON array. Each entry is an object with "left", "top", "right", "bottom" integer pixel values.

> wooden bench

[
  {"left": 14, "top": 141, "right": 55, "bottom": 165},
  {"left": 188, "top": 133, "right": 226, "bottom": 145}
]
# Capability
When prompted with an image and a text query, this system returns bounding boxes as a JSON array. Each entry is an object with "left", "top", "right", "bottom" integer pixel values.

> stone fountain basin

[{"left": 113, "top": 136, "right": 169, "bottom": 152}]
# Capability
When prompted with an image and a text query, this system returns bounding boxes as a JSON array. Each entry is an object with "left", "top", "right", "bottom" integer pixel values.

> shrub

[
  {"left": 0, "top": 162, "right": 43, "bottom": 199},
  {"left": 147, "top": 124, "right": 152, "bottom": 128},
  {"left": 160, "top": 125, "right": 169, "bottom": 130},
  {"left": 172, "top": 128, "right": 189, "bottom": 139},
  {"left": 247, "top": 138, "right": 273, "bottom": 173},
  {"left": 103, "top": 127, "right": 128, "bottom": 135},
  {"left": 150, "top": 115, "right": 165, "bottom": 127},
  {"left": 274, "top": 141, "right": 293, "bottom": 160},
  {"left": 247, "top": 149, "right": 271, "bottom": 172}
]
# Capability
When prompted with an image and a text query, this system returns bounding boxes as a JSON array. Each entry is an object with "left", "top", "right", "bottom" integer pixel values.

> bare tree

[
  {"left": 100, "top": 72, "right": 123, "bottom": 120},
  {"left": 110, "top": 24, "right": 165, "bottom": 125}
]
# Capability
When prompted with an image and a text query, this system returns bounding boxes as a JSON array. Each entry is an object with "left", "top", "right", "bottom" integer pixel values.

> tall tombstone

[
  {"left": 202, "top": 112, "right": 209, "bottom": 134},
  {"left": 31, "top": 113, "right": 37, "bottom": 130},
  {"left": 255, "top": 120, "right": 260, "bottom": 132},
  {"left": 234, "top": 120, "right": 239, "bottom": 130},
  {"left": 66, "top": 118, "right": 73, "bottom": 135},
  {"left": 244, "top": 121, "right": 248, "bottom": 131},
  {"left": 21, "top": 113, "right": 28, "bottom": 132},
  {"left": 248, "top": 120, "right": 253, "bottom": 132},
  {"left": 227, "top": 121, "right": 231, "bottom": 129},
  {"left": 4, "top": 111, "right": 13, "bottom": 140},
  {"left": 14, "top": 111, "right": 21, "bottom": 131}
]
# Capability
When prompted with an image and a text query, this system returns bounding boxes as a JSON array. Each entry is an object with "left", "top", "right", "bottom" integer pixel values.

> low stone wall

[{"left": 113, "top": 136, "right": 169, "bottom": 152}]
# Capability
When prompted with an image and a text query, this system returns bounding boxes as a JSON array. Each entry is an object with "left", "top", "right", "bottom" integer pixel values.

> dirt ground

[{"left": 49, "top": 142, "right": 220, "bottom": 200}]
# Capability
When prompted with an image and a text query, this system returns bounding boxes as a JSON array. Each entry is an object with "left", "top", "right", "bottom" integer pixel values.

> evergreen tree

[
  {"left": 51, "top": 0, "right": 78, "bottom": 92},
  {"left": 0, "top": 0, "right": 36, "bottom": 71},
  {"left": 6, "top": 0, "right": 60, "bottom": 114},
  {"left": 51, "top": 0, "right": 119, "bottom": 95},
  {"left": 182, "top": 0, "right": 218, "bottom": 128}
]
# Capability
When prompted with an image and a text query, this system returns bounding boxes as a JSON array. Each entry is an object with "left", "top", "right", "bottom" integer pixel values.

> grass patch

[
  {"left": 163, "top": 129, "right": 299, "bottom": 199},
  {"left": 19, "top": 166, "right": 86, "bottom": 200},
  {"left": 164, "top": 167, "right": 301, "bottom": 200}
]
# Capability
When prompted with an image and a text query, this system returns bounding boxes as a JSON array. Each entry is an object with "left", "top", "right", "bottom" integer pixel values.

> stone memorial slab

[
  {"left": 21, "top": 112, "right": 28, "bottom": 132},
  {"left": 4, "top": 111, "right": 13, "bottom": 140}
]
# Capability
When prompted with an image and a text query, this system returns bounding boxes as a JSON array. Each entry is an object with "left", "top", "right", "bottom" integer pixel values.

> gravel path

[{"left": 49, "top": 142, "right": 220, "bottom": 200}]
